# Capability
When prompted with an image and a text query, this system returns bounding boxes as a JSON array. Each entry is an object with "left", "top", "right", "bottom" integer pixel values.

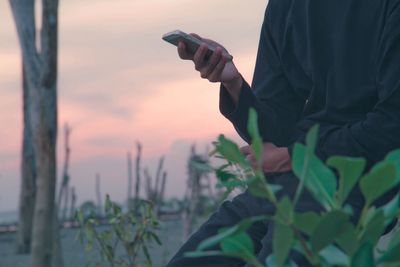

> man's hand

[
  {"left": 177, "top": 33, "right": 243, "bottom": 104},
  {"left": 240, "top": 143, "right": 292, "bottom": 173}
]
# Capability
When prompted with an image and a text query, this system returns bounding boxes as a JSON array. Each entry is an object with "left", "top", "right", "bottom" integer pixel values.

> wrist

[
  {"left": 222, "top": 74, "right": 243, "bottom": 92},
  {"left": 222, "top": 74, "right": 243, "bottom": 105}
]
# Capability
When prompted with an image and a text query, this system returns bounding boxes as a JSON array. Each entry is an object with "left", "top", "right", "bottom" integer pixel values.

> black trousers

[{"left": 165, "top": 172, "right": 348, "bottom": 267}]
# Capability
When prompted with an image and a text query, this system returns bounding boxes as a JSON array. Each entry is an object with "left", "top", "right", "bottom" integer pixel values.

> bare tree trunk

[
  {"left": 95, "top": 173, "right": 102, "bottom": 216},
  {"left": 144, "top": 168, "right": 152, "bottom": 201},
  {"left": 144, "top": 157, "right": 167, "bottom": 215},
  {"left": 127, "top": 151, "right": 133, "bottom": 210},
  {"left": 16, "top": 60, "right": 36, "bottom": 254},
  {"left": 70, "top": 186, "right": 76, "bottom": 220},
  {"left": 154, "top": 156, "right": 164, "bottom": 202},
  {"left": 9, "top": 1, "right": 60, "bottom": 266},
  {"left": 183, "top": 145, "right": 202, "bottom": 240},
  {"left": 157, "top": 171, "right": 167, "bottom": 214},
  {"left": 160, "top": 171, "right": 167, "bottom": 204},
  {"left": 134, "top": 142, "right": 142, "bottom": 210},
  {"left": 57, "top": 124, "right": 71, "bottom": 213},
  {"left": 61, "top": 185, "right": 69, "bottom": 222},
  {"left": 183, "top": 176, "right": 200, "bottom": 240}
]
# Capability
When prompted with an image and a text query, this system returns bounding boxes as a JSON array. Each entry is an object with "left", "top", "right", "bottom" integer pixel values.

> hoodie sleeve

[{"left": 219, "top": 6, "right": 306, "bottom": 146}]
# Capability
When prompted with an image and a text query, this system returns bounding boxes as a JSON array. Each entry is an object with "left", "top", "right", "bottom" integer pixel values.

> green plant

[
  {"left": 76, "top": 195, "right": 162, "bottom": 267},
  {"left": 186, "top": 108, "right": 400, "bottom": 267}
]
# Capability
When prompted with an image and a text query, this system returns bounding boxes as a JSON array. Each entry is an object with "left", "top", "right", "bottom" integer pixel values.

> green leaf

[
  {"left": 105, "top": 244, "right": 114, "bottom": 260},
  {"left": 342, "top": 204, "right": 355, "bottom": 217},
  {"left": 247, "top": 108, "right": 263, "bottom": 165},
  {"left": 247, "top": 176, "right": 275, "bottom": 202},
  {"left": 311, "top": 210, "right": 349, "bottom": 252},
  {"left": 306, "top": 124, "right": 319, "bottom": 151},
  {"left": 319, "top": 245, "right": 350, "bottom": 266},
  {"left": 377, "top": 243, "right": 400, "bottom": 264},
  {"left": 388, "top": 227, "right": 400, "bottom": 248},
  {"left": 293, "top": 212, "right": 321, "bottom": 236},
  {"left": 273, "top": 222, "right": 294, "bottom": 267},
  {"left": 247, "top": 108, "right": 259, "bottom": 139},
  {"left": 218, "top": 178, "right": 249, "bottom": 189},
  {"left": 292, "top": 143, "right": 337, "bottom": 209},
  {"left": 99, "top": 230, "right": 113, "bottom": 241},
  {"left": 327, "top": 156, "right": 366, "bottom": 206},
  {"left": 376, "top": 227, "right": 400, "bottom": 264},
  {"left": 334, "top": 223, "right": 359, "bottom": 255},
  {"left": 142, "top": 244, "right": 151, "bottom": 263},
  {"left": 216, "top": 135, "right": 249, "bottom": 167},
  {"left": 76, "top": 210, "right": 84, "bottom": 224},
  {"left": 85, "top": 241, "right": 93, "bottom": 252},
  {"left": 84, "top": 224, "right": 96, "bottom": 242},
  {"left": 351, "top": 243, "right": 374, "bottom": 267},
  {"left": 382, "top": 194, "right": 400, "bottom": 227},
  {"left": 292, "top": 143, "right": 313, "bottom": 204},
  {"left": 221, "top": 231, "right": 254, "bottom": 255},
  {"left": 270, "top": 184, "right": 283, "bottom": 194},
  {"left": 197, "top": 216, "right": 268, "bottom": 251},
  {"left": 148, "top": 231, "right": 162, "bottom": 245},
  {"left": 385, "top": 149, "right": 400, "bottom": 182},
  {"left": 276, "top": 197, "right": 294, "bottom": 223},
  {"left": 216, "top": 169, "right": 237, "bottom": 182},
  {"left": 360, "top": 162, "right": 397, "bottom": 206},
  {"left": 360, "top": 209, "right": 386, "bottom": 246}
]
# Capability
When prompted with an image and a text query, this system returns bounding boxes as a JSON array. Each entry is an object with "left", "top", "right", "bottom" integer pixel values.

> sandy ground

[{"left": 0, "top": 220, "right": 184, "bottom": 267}]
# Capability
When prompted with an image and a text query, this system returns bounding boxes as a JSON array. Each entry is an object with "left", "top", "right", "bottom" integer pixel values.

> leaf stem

[{"left": 292, "top": 227, "right": 320, "bottom": 267}]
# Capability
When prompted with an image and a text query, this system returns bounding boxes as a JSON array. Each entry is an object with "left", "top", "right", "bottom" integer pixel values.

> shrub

[
  {"left": 76, "top": 196, "right": 161, "bottom": 267},
  {"left": 186, "top": 108, "right": 400, "bottom": 267}
]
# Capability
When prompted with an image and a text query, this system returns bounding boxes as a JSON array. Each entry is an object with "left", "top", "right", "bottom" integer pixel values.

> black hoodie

[{"left": 220, "top": 0, "right": 400, "bottom": 169}]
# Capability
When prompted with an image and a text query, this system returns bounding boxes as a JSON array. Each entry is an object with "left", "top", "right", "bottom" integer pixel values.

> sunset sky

[{"left": 0, "top": 0, "right": 267, "bottom": 212}]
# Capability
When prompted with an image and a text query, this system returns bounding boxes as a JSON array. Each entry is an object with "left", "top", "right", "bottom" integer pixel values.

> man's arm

[
  {"left": 220, "top": 7, "right": 306, "bottom": 147},
  {"left": 175, "top": 6, "right": 305, "bottom": 156}
]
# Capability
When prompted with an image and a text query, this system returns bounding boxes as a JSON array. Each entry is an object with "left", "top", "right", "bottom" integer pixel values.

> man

[{"left": 166, "top": 0, "right": 400, "bottom": 266}]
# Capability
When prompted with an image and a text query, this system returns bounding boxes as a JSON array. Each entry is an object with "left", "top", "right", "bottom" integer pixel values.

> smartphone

[{"left": 162, "top": 30, "right": 232, "bottom": 61}]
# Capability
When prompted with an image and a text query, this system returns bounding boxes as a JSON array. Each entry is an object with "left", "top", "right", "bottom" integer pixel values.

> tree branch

[{"left": 9, "top": 0, "right": 41, "bottom": 85}]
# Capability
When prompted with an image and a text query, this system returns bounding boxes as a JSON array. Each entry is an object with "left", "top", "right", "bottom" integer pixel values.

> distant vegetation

[{"left": 76, "top": 196, "right": 161, "bottom": 267}]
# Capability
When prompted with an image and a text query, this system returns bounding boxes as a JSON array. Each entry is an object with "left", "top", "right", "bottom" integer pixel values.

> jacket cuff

[{"left": 219, "top": 80, "right": 255, "bottom": 125}]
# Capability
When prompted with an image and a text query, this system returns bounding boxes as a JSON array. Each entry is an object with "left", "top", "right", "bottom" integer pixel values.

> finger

[
  {"left": 222, "top": 52, "right": 233, "bottom": 62},
  {"left": 240, "top": 145, "right": 252, "bottom": 155},
  {"left": 193, "top": 43, "right": 209, "bottom": 71},
  {"left": 189, "top": 33, "right": 203, "bottom": 40},
  {"left": 263, "top": 142, "right": 277, "bottom": 149},
  {"left": 208, "top": 56, "right": 227, "bottom": 82},
  {"left": 177, "top": 42, "right": 193, "bottom": 60},
  {"left": 246, "top": 154, "right": 257, "bottom": 169},
  {"left": 190, "top": 33, "right": 218, "bottom": 49},
  {"left": 200, "top": 48, "right": 222, "bottom": 78}
]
